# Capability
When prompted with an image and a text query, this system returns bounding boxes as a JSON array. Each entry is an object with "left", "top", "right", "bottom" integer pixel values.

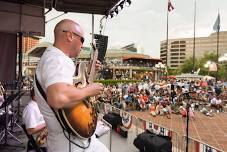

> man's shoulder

[
  {"left": 25, "top": 100, "right": 36, "bottom": 109},
  {"left": 40, "top": 49, "right": 73, "bottom": 67}
]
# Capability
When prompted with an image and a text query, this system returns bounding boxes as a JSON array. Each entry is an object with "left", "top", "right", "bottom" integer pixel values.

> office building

[{"left": 160, "top": 31, "right": 227, "bottom": 69}]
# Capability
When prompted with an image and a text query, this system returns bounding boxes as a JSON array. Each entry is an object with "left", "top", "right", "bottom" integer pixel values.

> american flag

[{"left": 168, "top": 0, "right": 174, "bottom": 12}]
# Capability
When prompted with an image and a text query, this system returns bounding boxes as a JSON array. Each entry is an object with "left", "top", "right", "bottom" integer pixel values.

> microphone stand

[
  {"left": 186, "top": 101, "right": 190, "bottom": 152},
  {"left": 0, "top": 91, "right": 24, "bottom": 148},
  {"left": 3, "top": 92, "right": 7, "bottom": 144},
  {"left": 184, "top": 90, "right": 191, "bottom": 152}
]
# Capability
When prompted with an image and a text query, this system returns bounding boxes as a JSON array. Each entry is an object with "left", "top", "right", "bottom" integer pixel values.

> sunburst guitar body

[{"left": 55, "top": 44, "right": 99, "bottom": 139}]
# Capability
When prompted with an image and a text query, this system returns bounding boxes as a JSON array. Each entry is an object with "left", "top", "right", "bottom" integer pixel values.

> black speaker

[
  {"left": 94, "top": 34, "right": 108, "bottom": 63},
  {"left": 101, "top": 67, "right": 112, "bottom": 79}
]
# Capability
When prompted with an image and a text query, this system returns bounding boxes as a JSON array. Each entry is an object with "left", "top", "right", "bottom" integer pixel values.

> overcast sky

[{"left": 41, "top": 0, "right": 227, "bottom": 58}]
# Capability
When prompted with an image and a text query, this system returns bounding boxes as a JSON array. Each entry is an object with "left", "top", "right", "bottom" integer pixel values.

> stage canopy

[{"left": 0, "top": 0, "right": 120, "bottom": 15}]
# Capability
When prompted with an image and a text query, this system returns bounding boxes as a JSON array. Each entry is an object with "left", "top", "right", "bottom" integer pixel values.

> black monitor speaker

[{"left": 94, "top": 34, "right": 108, "bottom": 63}]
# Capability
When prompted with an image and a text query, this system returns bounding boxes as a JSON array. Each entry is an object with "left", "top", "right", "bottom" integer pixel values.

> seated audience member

[
  {"left": 149, "top": 103, "right": 156, "bottom": 116},
  {"left": 22, "top": 88, "right": 47, "bottom": 152},
  {"left": 210, "top": 95, "right": 223, "bottom": 112},
  {"left": 179, "top": 106, "right": 195, "bottom": 119},
  {"left": 156, "top": 102, "right": 164, "bottom": 115},
  {"left": 178, "top": 106, "right": 187, "bottom": 118},
  {"left": 200, "top": 107, "right": 213, "bottom": 117},
  {"left": 189, "top": 107, "right": 195, "bottom": 119},
  {"left": 210, "top": 95, "right": 217, "bottom": 109},
  {"left": 216, "top": 96, "right": 223, "bottom": 112},
  {"left": 163, "top": 104, "right": 172, "bottom": 119},
  {"left": 138, "top": 94, "right": 146, "bottom": 111}
]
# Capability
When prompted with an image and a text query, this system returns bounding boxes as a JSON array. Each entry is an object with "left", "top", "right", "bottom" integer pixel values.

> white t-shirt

[
  {"left": 22, "top": 100, "right": 45, "bottom": 137},
  {"left": 216, "top": 99, "right": 222, "bottom": 105},
  {"left": 34, "top": 46, "right": 109, "bottom": 152},
  {"left": 210, "top": 98, "right": 217, "bottom": 105}
]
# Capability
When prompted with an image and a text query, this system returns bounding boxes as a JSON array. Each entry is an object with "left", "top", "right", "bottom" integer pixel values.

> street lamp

[
  {"left": 204, "top": 60, "right": 217, "bottom": 76},
  {"left": 204, "top": 60, "right": 217, "bottom": 70}
]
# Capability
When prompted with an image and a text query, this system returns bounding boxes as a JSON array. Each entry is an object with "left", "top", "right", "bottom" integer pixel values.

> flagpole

[
  {"left": 192, "top": 0, "right": 196, "bottom": 74},
  {"left": 217, "top": 30, "right": 219, "bottom": 61},
  {"left": 216, "top": 26, "right": 220, "bottom": 78},
  {"left": 214, "top": 12, "right": 220, "bottom": 79},
  {"left": 165, "top": 0, "right": 169, "bottom": 80}
]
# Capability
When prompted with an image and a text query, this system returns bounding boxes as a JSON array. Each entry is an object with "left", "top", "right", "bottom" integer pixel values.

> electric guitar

[{"left": 55, "top": 43, "right": 99, "bottom": 139}]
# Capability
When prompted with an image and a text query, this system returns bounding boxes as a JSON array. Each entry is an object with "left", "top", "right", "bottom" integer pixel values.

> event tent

[{"left": 176, "top": 73, "right": 204, "bottom": 80}]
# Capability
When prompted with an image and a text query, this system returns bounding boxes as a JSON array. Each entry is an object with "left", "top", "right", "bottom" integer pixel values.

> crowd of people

[{"left": 96, "top": 79, "right": 227, "bottom": 118}]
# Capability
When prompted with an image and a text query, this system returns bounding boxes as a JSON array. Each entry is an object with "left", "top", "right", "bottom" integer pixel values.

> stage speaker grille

[{"left": 94, "top": 34, "right": 108, "bottom": 63}]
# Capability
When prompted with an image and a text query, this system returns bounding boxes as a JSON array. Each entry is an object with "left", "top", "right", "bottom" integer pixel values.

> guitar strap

[{"left": 35, "top": 74, "right": 91, "bottom": 150}]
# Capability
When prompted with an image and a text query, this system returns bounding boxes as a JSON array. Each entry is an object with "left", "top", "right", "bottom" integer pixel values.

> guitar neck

[{"left": 88, "top": 44, "right": 98, "bottom": 84}]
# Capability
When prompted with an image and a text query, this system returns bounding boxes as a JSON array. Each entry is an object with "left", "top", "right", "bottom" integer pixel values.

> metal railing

[{"left": 182, "top": 136, "right": 224, "bottom": 152}]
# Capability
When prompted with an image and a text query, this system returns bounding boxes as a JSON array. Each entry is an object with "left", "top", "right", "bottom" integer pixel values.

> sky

[{"left": 41, "top": 0, "right": 227, "bottom": 58}]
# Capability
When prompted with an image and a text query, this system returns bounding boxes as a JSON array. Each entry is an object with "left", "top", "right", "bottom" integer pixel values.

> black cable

[{"left": 63, "top": 130, "right": 91, "bottom": 150}]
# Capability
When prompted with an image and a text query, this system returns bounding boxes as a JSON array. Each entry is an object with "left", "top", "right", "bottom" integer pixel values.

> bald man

[{"left": 34, "top": 19, "right": 108, "bottom": 152}]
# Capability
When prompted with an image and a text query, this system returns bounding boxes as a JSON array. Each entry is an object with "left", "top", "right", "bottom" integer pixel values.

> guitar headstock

[{"left": 88, "top": 42, "right": 99, "bottom": 83}]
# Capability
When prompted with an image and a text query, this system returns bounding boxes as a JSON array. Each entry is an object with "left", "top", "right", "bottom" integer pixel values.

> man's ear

[{"left": 66, "top": 32, "right": 73, "bottom": 42}]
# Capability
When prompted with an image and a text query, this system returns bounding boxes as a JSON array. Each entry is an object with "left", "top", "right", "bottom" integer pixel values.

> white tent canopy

[
  {"left": 176, "top": 73, "right": 216, "bottom": 81},
  {"left": 176, "top": 73, "right": 204, "bottom": 80}
]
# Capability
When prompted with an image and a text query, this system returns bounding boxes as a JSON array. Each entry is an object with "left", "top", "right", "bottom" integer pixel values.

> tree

[
  {"left": 197, "top": 52, "right": 217, "bottom": 76},
  {"left": 178, "top": 52, "right": 227, "bottom": 80},
  {"left": 179, "top": 57, "right": 198, "bottom": 74}
]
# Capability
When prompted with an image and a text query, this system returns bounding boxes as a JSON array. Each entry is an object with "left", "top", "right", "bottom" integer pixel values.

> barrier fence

[
  {"left": 183, "top": 136, "right": 224, "bottom": 152},
  {"left": 97, "top": 102, "right": 224, "bottom": 152}
]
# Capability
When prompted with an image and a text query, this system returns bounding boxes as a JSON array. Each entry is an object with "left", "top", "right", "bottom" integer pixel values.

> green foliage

[
  {"left": 168, "top": 68, "right": 181, "bottom": 75},
  {"left": 177, "top": 52, "right": 227, "bottom": 80},
  {"left": 179, "top": 57, "right": 198, "bottom": 73},
  {"left": 218, "top": 65, "right": 227, "bottom": 80}
]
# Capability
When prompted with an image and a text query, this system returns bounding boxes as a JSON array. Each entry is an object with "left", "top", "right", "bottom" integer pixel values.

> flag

[
  {"left": 213, "top": 13, "right": 220, "bottom": 31},
  {"left": 168, "top": 0, "right": 174, "bottom": 12}
]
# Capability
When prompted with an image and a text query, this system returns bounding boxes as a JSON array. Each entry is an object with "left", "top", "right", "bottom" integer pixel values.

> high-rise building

[{"left": 160, "top": 31, "right": 227, "bottom": 69}]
